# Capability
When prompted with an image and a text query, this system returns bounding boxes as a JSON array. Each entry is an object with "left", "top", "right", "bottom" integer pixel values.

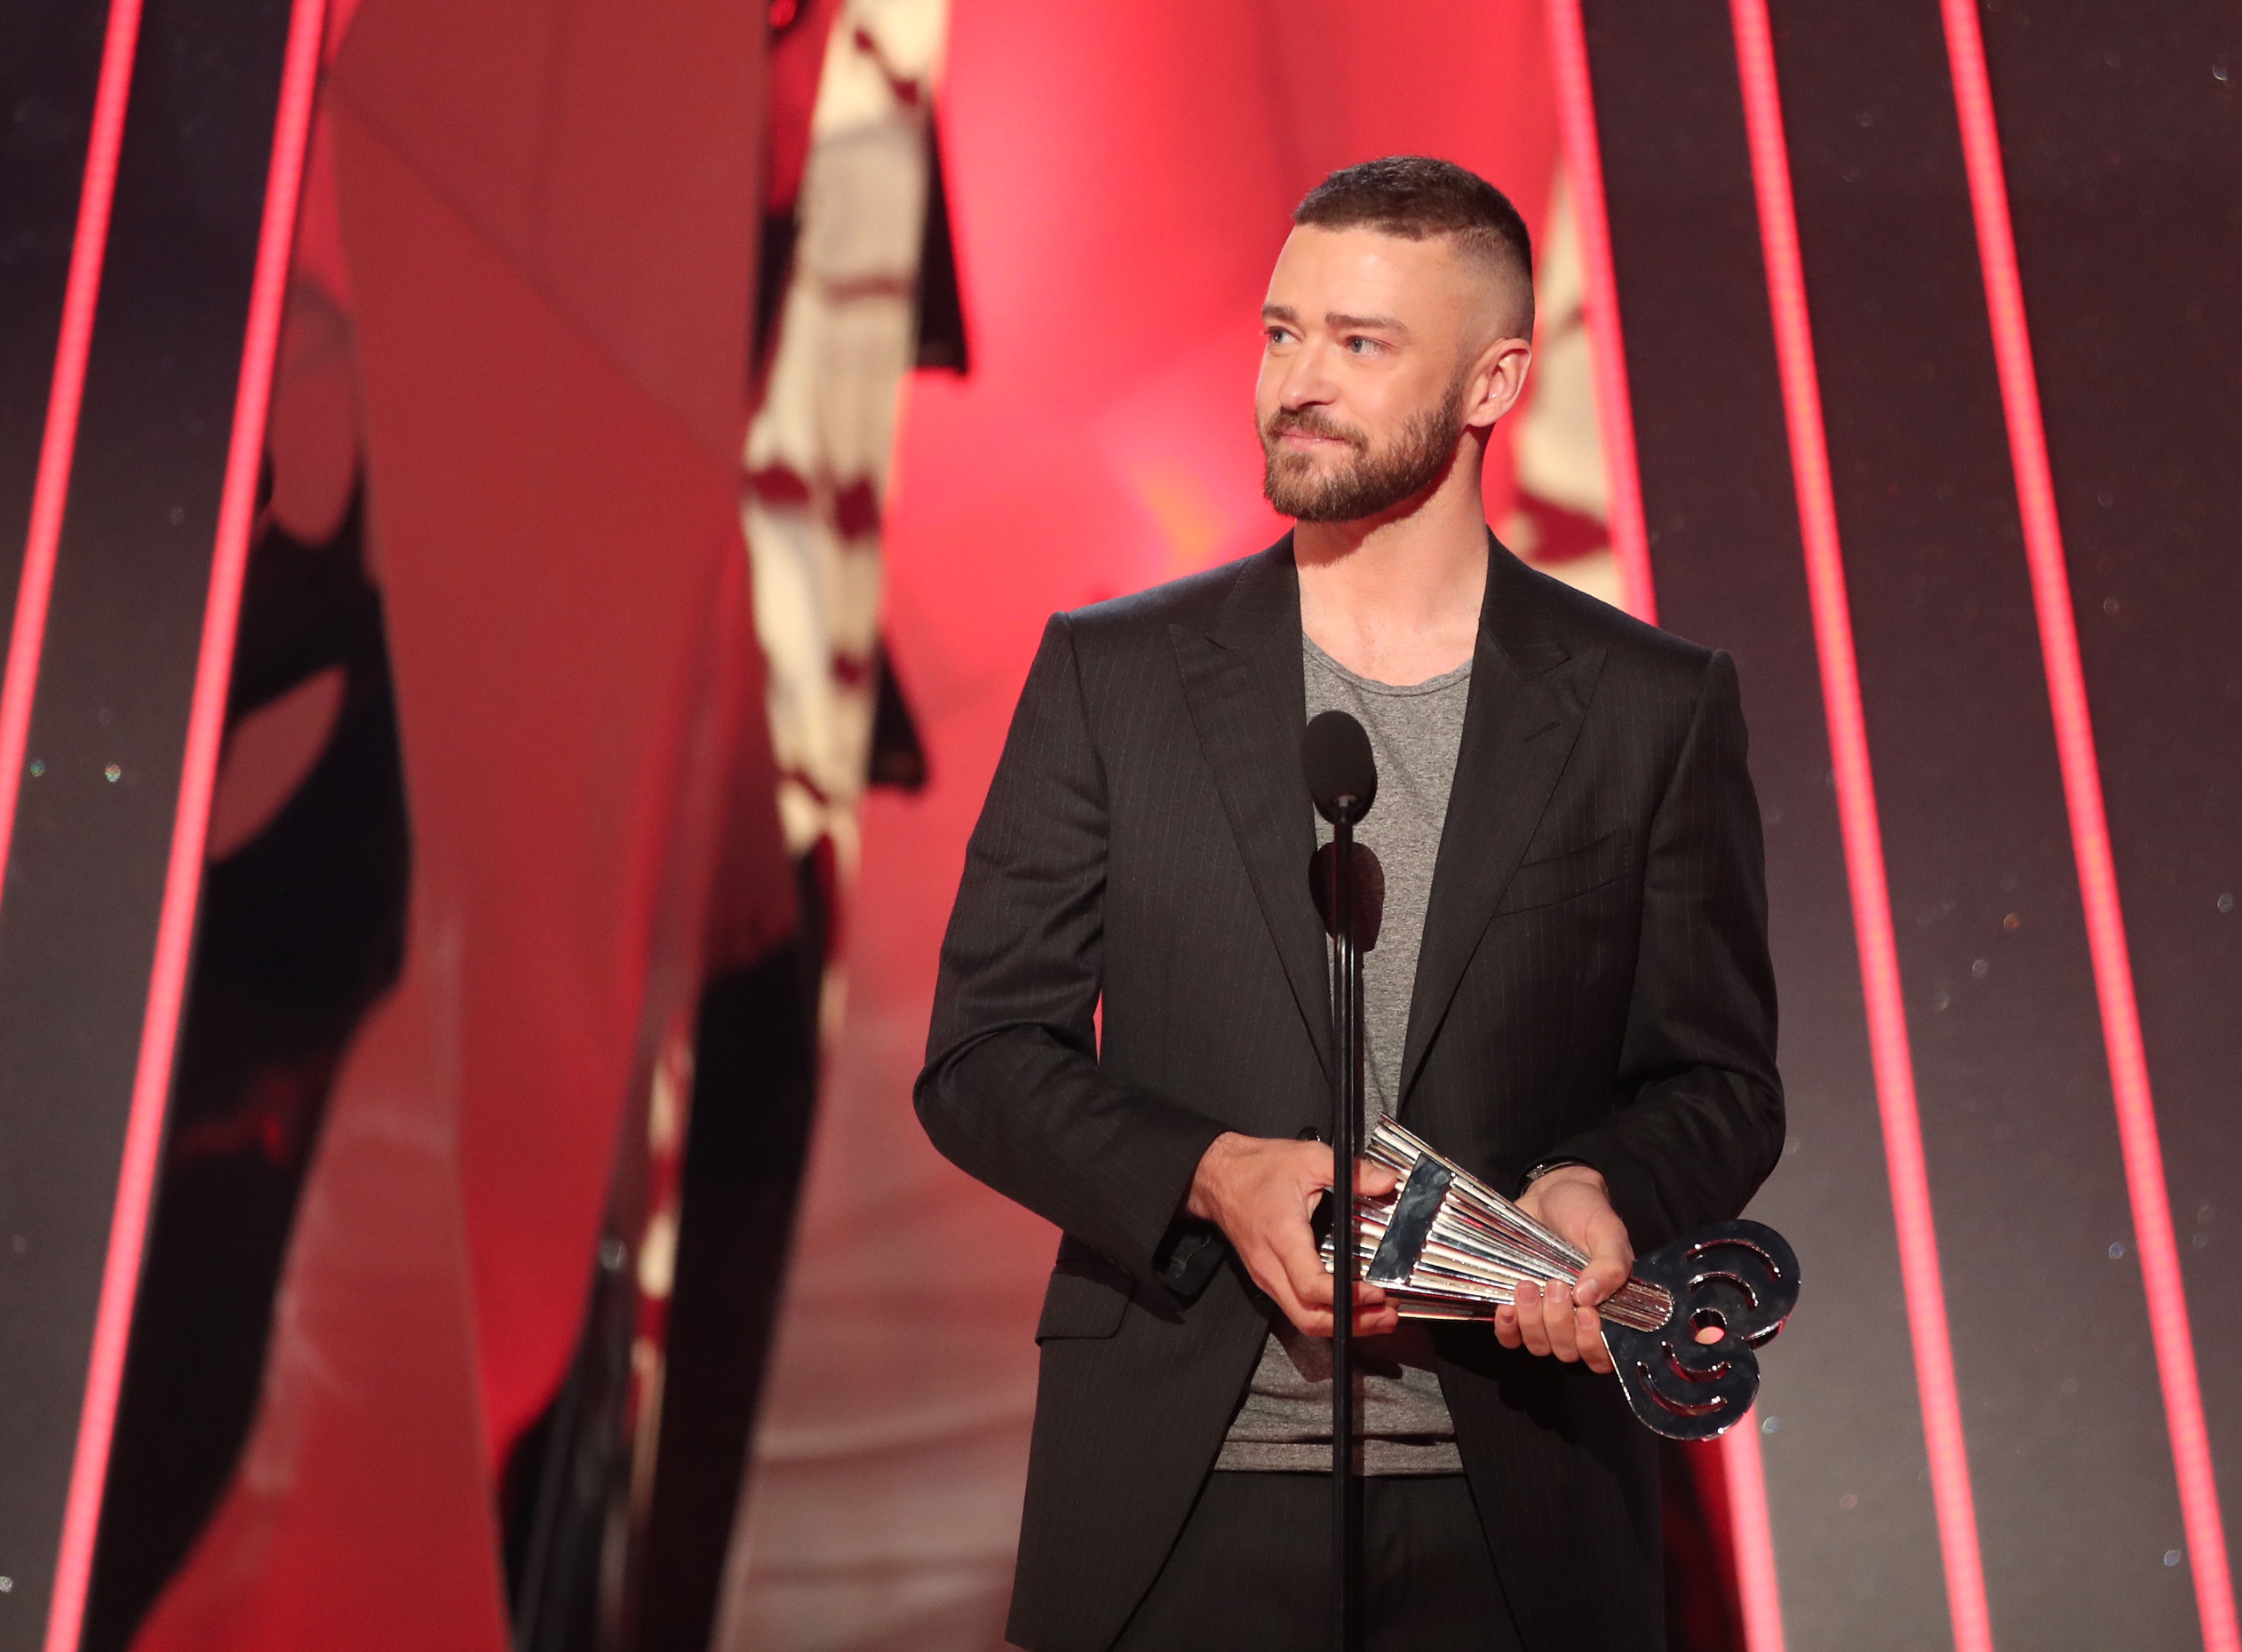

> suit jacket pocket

[
  {"left": 1495, "top": 829, "right": 1626, "bottom": 915},
  {"left": 1035, "top": 1236, "right": 1133, "bottom": 1341}
]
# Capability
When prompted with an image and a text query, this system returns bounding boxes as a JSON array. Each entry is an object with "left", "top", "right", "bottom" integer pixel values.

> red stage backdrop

[
  {"left": 129, "top": 0, "right": 782, "bottom": 1645},
  {"left": 719, "top": 4, "right": 1572, "bottom": 1645}
]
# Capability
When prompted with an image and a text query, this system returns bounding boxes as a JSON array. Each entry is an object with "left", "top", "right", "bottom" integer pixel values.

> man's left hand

[{"left": 1494, "top": 1164, "right": 1632, "bottom": 1376}]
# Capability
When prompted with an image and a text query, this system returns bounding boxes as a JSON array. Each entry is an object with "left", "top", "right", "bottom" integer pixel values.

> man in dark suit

[{"left": 917, "top": 156, "right": 1783, "bottom": 1651}]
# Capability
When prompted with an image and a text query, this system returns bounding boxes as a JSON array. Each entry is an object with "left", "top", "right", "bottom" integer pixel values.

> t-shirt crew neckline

[{"left": 1302, "top": 632, "right": 1475, "bottom": 697}]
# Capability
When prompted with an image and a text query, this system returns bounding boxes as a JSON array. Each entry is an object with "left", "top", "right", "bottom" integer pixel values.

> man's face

[{"left": 1257, "top": 226, "right": 1507, "bottom": 523}]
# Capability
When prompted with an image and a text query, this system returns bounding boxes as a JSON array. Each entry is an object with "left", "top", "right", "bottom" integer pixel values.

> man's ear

[{"left": 1465, "top": 336, "right": 1533, "bottom": 431}]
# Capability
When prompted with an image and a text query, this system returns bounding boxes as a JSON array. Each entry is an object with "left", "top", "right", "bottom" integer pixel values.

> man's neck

[{"left": 1293, "top": 466, "right": 1488, "bottom": 687}]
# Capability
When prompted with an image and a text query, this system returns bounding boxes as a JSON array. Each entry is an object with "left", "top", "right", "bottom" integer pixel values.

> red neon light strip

[
  {"left": 1542, "top": 0, "right": 1655, "bottom": 626},
  {"left": 41, "top": 1, "right": 331, "bottom": 1646},
  {"left": 0, "top": 0, "right": 147, "bottom": 908},
  {"left": 1545, "top": 4, "right": 1785, "bottom": 1640},
  {"left": 1936, "top": 6, "right": 2239, "bottom": 1646},
  {"left": 1721, "top": 1407, "right": 1786, "bottom": 1652},
  {"left": 1726, "top": 4, "right": 1995, "bottom": 1649}
]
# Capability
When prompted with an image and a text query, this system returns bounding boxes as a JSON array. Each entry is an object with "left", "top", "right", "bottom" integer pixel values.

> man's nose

[{"left": 1278, "top": 349, "right": 1336, "bottom": 409}]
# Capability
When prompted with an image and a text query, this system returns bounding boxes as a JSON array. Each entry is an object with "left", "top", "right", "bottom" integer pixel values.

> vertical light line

[
  {"left": 41, "top": 0, "right": 330, "bottom": 1645},
  {"left": 1546, "top": 3, "right": 1785, "bottom": 1641},
  {"left": 1721, "top": 1411, "right": 1786, "bottom": 1652},
  {"left": 0, "top": 0, "right": 147, "bottom": 911},
  {"left": 1726, "top": 3, "right": 1996, "bottom": 1649},
  {"left": 1936, "top": 5, "right": 2238, "bottom": 1647},
  {"left": 1543, "top": 0, "right": 1655, "bottom": 625}
]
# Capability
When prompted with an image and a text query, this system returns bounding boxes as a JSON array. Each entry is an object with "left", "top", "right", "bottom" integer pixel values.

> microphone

[{"left": 1303, "top": 710, "right": 1377, "bottom": 826}]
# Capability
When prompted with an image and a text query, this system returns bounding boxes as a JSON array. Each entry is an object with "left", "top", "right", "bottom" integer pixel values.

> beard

[{"left": 1260, "top": 376, "right": 1468, "bottom": 524}]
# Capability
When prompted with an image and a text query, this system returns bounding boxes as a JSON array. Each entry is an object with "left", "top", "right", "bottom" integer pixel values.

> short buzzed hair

[{"left": 1293, "top": 155, "right": 1535, "bottom": 338}]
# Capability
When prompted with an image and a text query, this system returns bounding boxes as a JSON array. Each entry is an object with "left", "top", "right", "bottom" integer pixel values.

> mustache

[{"left": 1262, "top": 407, "right": 1368, "bottom": 449}]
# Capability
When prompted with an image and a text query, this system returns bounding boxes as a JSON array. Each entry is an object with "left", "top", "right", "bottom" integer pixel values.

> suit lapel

[
  {"left": 1171, "top": 542, "right": 1332, "bottom": 1080},
  {"left": 1399, "top": 542, "right": 1608, "bottom": 1105}
]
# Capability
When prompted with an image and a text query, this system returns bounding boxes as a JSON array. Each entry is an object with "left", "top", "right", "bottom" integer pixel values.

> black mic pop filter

[{"left": 1303, "top": 709, "right": 1378, "bottom": 826}]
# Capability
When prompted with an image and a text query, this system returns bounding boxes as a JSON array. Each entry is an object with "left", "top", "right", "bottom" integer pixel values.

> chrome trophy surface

[{"left": 1322, "top": 1116, "right": 1801, "bottom": 1442}]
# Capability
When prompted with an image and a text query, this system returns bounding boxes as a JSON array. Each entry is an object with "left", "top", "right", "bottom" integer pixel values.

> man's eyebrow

[
  {"left": 1326, "top": 311, "right": 1410, "bottom": 336},
  {"left": 1260, "top": 305, "right": 1412, "bottom": 338}
]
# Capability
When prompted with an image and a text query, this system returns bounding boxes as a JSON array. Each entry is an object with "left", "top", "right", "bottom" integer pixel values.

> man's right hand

[{"left": 1185, "top": 1132, "right": 1400, "bottom": 1338}]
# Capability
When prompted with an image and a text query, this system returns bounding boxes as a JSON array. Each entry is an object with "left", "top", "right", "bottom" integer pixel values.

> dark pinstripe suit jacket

[{"left": 918, "top": 536, "right": 1783, "bottom": 1652}]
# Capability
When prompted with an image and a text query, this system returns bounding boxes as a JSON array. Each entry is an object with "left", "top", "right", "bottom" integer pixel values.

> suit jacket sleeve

[
  {"left": 916, "top": 613, "right": 1230, "bottom": 1298},
  {"left": 1539, "top": 649, "right": 1785, "bottom": 1250}
]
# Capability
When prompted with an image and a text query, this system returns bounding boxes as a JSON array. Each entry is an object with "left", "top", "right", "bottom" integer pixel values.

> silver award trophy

[{"left": 1324, "top": 1116, "right": 1801, "bottom": 1441}]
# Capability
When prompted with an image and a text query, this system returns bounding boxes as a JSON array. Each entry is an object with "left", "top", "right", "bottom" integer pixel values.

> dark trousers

[{"left": 1108, "top": 1472, "right": 1526, "bottom": 1651}]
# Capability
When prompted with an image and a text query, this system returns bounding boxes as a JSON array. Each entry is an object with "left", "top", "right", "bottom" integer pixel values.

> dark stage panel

[
  {"left": 1979, "top": 0, "right": 2242, "bottom": 1588},
  {"left": 1588, "top": 2, "right": 2242, "bottom": 1647},
  {"left": 0, "top": 0, "right": 309, "bottom": 1643},
  {"left": 1582, "top": 4, "right": 1952, "bottom": 1646},
  {"left": 1766, "top": 3, "right": 2192, "bottom": 1644},
  {"left": 0, "top": 0, "right": 111, "bottom": 673}
]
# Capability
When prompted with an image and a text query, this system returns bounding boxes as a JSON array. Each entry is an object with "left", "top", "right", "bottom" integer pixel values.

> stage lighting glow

[
  {"left": 40, "top": 2, "right": 332, "bottom": 1648},
  {"left": 1728, "top": 3, "right": 1994, "bottom": 1649},
  {"left": 0, "top": 0, "right": 147, "bottom": 918},
  {"left": 1544, "top": 0, "right": 1653, "bottom": 628},
  {"left": 1939, "top": 4, "right": 2240, "bottom": 1648}
]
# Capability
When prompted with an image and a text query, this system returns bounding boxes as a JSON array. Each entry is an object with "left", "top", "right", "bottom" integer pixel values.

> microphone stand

[
  {"left": 1304, "top": 709, "right": 1373, "bottom": 1652},
  {"left": 1330, "top": 815, "right": 1363, "bottom": 1652}
]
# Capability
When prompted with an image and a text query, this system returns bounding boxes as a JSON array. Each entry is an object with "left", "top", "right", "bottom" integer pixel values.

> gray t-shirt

[{"left": 1214, "top": 635, "right": 1472, "bottom": 1475}]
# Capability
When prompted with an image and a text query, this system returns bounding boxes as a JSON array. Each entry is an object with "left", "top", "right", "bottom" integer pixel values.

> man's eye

[{"left": 1347, "top": 337, "right": 1379, "bottom": 354}]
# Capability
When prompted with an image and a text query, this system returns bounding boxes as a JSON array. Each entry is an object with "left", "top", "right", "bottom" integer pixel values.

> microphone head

[{"left": 1302, "top": 710, "right": 1378, "bottom": 826}]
